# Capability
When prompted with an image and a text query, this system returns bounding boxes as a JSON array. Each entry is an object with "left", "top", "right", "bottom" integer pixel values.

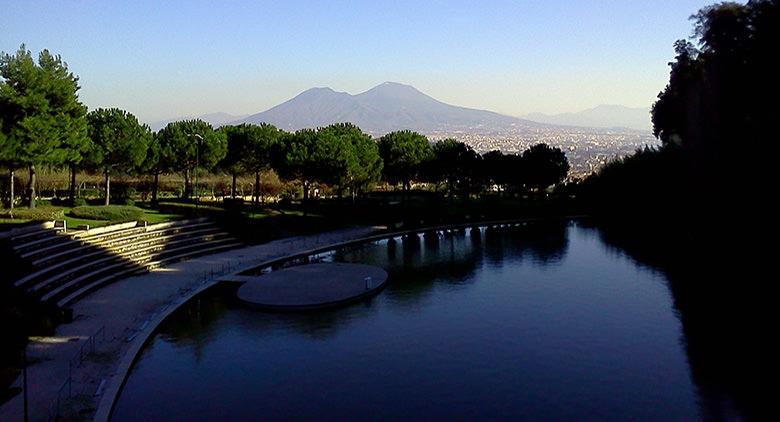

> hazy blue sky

[{"left": 2, "top": 0, "right": 718, "bottom": 124}]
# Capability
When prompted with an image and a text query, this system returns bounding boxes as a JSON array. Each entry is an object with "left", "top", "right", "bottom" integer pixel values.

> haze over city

[{"left": 2, "top": 0, "right": 717, "bottom": 124}]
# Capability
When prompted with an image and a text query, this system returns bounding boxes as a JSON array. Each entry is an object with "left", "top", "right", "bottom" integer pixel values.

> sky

[{"left": 2, "top": 0, "right": 719, "bottom": 124}]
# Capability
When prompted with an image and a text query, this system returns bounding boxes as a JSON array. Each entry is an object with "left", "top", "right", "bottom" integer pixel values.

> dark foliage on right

[{"left": 585, "top": 0, "right": 777, "bottom": 234}]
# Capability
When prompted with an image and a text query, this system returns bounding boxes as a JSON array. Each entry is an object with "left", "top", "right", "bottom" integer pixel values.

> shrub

[
  {"left": 0, "top": 207, "right": 66, "bottom": 221},
  {"left": 223, "top": 198, "right": 244, "bottom": 210},
  {"left": 72, "top": 198, "right": 88, "bottom": 207},
  {"left": 69, "top": 205, "right": 145, "bottom": 222}
]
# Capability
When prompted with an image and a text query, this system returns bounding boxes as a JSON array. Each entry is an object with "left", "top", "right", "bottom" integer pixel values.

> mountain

[
  {"left": 149, "top": 112, "right": 248, "bottom": 131},
  {"left": 523, "top": 105, "right": 651, "bottom": 131},
  {"left": 234, "top": 82, "right": 542, "bottom": 135}
]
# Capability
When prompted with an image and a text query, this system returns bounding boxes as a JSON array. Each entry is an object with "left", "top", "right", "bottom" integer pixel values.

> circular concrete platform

[{"left": 236, "top": 263, "right": 388, "bottom": 310}]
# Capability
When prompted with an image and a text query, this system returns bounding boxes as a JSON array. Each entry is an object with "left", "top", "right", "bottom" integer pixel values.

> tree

[
  {"left": 0, "top": 45, "right": 87, "bottom": 208},
  {"left": 158, "top": 120, "right": 226, "bottom": 200},
  {"left": 318, "top": 123, "right": 382, "bottom": 199},
  {"left": 521, "top": 143, "right": 569, "bottom": 191},
  {"left": 274, "top": 128, "right": 316, "bottom": 203},
  {"left": 218, "top": 125, "right": 244, "bottom": 199},
  {"left": 86, "top": 108, "right": 150, "bottom": 205},
  {"left": 479, "top": 150, "right": 525, "bottom": 194},
  {"left": 377, "top": 130, "right": 432, "bottom": 200},
  {"left": 274, "top": 128, "right": 332, "bottom": 211},
  {"left": 139, "top": 131, "right": 164, "bottom": 206},
  {"left": 427, "top": 139, "right": 480, "bottom": 198},
  {"left": 0, "top": 117, "right": 21, "bottom": 214},
  {"left": 239, "top": 123, "right": 283, "bottom": 204},
  {"left": 651, "top": 0, "right": 778, "bottom": 204},
  {"left": 347, "top": 129, "right": 383, "bottom": 198}
]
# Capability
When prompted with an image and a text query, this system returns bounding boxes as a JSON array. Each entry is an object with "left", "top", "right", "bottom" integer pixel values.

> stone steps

[{"left": 6, "top": 218, "right": 243, "bottom": 307}]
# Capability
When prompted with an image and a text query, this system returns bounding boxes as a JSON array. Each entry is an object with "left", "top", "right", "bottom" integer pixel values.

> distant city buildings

[{"left": 424, "top": 127, "right": 658, "bottom": 177}]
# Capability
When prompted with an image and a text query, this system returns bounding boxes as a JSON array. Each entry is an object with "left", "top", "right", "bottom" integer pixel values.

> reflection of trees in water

[
  {"left": 158, "top": 222, "right": 571, "bottom": 356},
  {"left": 482, "top": 220, "right": 570, "bottom": 266},
  {"left": 595, "top": 223, "right": 770, "bottom": 420},
  {"left": 156, "top": 284, "right": 233, "bottom": 363}
]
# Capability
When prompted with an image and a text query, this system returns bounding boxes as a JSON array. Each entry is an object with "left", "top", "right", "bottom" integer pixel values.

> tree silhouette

[
  {"left": 426, "top": 139, "right": 480, "bottom": 198},
  {"left": 218, "top": 125, "right": 245, "bottom": 199},
  {"left": 318, "top": 123, "right": 382, "bottom": 199},
  {"left": 86, "top": 108, "right": 151, "bottom": 205},
  {"left": 652, "top": 1, "right": 777, "bottom": 206},
  {"left": 221, "top": 123, "right": 282, "bottom": 205},
  {"left": 521, "top": 143, "right": 569, "bottom": 191},
  {"left": 0, "top": 45, "right": 87, "bottom": 208},
  {"left": 273, "top": 128, "right": 332, "bottom": 210},
  {"left": 158, "top": 120, "right": 226, "bottom": 200},
  {"left": 378, "top": 130, "right": 432, "bottom": 201}
]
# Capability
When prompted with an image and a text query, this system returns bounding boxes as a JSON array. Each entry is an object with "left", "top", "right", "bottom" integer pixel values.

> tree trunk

[
  {"left": 183, "top": 169, "right": 190, "bottom": 199},
  {"left": 231, "top": 173, "right": 237, "bottom": 199},
  {"left": 254, "top": 172, "right": 260, "bottom": 205},
  {"left": 151, "top": 171, "right": 159, "bottom": 206},
  {"left": 302, "top": 179, "right": 309, "bottom": 216},
  {"left": 28, "top": 165, "right": 36, "bottom": 209},
  {"left": 104, "top": 171, "right": 111, "bottom": 206},
  {"left": 69, "top": 164, "right": 77, "bottom": 203},
  {"left": 9, "top": 169, "right": 14, "bottom": 217},
  {"left": 402, "top": 178, "right": 410, "bottom": 205}
]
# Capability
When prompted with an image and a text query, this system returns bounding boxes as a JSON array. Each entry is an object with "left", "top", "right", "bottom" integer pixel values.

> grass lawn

[{"left": 1, "top": 205, "right": 184, "bottom": 231}]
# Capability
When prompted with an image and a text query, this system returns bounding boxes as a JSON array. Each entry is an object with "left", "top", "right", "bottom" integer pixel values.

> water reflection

[
  {"left": 113, "top": 221, "right": 720, "bottom": 421},
  {"left": 157, "top": 222, "right": 574, "bottom": 341},
  {"left": 594, "top": 223, "right": 771, "bottom": 420}
]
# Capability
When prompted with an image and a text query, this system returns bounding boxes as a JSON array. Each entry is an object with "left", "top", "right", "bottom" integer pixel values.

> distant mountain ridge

[
  {"left": 233, "top": 82, "right": 544, "bottom": 135},
  {"left": 150, "top": 84, "right": 652, "bottom": 135},
  {"left": 149, "top": 112, "right": 248, "bottom": 131},
  {"left": 523, "top": 105, "right": 651, "bottom": 131}
]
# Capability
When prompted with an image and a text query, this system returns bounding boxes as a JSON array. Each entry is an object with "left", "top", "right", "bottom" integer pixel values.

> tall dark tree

[
  {"left": 318, "top": 123, "right": 382, "bottom": 199},
  {"left": 273, "top": 128, "right": 342, "bottom": 212},
  {"left": 0, "top": 117, "right": 21, "bottom": 214},
  {"left": 240, "top": 123, "right": 283, "bottom": 205},
  {"left": 219, "top": 125, "right": 244, "bottom": 199},
  {"left": 377, "top": 130, "right": 432, "bottom": 200},
  {"left": 139, "top": 131, "right": 164, "bottom": 206},
  {"left": 158, "top": 120, "right": 227, "bottom": 200},
  {"left": 0, "top": 45, "right": 88, "bottom": 208},
  {"left": 86, "top": 108, "right": 150, "bottom": 205},
  {"left": 521, "top": 143, "right": 569, "bottom": 191},
  {"left": 427, "top": 139, "right": 480, "bottom": 198},
  {"left": 479, "top": 150, "right": 525, "bottom": 194},
  {"left": 652, "top": 0, "right": 778, "bottom": 203}
]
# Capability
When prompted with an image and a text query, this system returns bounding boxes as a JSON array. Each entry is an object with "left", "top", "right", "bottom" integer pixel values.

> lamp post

[{"left": 191, "top": 133, "right": 203, "bottom": 208}]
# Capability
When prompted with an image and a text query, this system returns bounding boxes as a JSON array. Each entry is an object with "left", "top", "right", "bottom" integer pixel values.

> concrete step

[
  {"left": 55, "top": 266, "right": 148, "bottom": 307},
  {"left": 26, "top": 224, "right": 218, "bottom": 266},
  {"left": 86, "top": 222, "right": 215, "bottom": 250},
  {"left": 12, "top": 230, "right": 67, "bottom": 253},
  {"left": 19, "top": 231, "right": 229, "bottom": 290},
  {"left": 52, "top": 240, "right": 243, "bottom": 306},
  {"left": 40, "top": 260, "right": 145, "bottom": 303}
]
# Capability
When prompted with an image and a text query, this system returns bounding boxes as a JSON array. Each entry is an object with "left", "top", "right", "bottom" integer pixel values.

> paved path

[
  {"left": 0, "top": 226, "right": 379, "bottom": 422},
  {"left": 236, "top": 262, "right": 388, "bottom": 309}
]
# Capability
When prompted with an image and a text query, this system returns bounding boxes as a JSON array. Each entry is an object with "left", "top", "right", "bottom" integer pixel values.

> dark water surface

[{"left": 112, "top": 221, "right": 704, "bottom": 420}]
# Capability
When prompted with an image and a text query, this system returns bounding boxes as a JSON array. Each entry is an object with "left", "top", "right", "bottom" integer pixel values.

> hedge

[
  {"left": 0, "top": 207, "right": 66, "bottom": 221},
  {"left": 68, "top": 205, "right": 145, "bottom": 222}
]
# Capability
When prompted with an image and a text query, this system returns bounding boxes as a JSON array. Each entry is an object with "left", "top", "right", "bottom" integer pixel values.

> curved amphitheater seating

[{"left": 6, "top": 218, "right": 242, "bottom": 308}]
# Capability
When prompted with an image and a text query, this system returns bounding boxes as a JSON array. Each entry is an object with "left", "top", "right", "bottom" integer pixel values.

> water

[{"left": 112, "top": 221, "right": 702, "bottom": 420}]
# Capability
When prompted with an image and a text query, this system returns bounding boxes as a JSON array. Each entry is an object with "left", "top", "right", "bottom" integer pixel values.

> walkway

[{"left": 0, "top": 226, "right": 379, "bottom": 422}]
